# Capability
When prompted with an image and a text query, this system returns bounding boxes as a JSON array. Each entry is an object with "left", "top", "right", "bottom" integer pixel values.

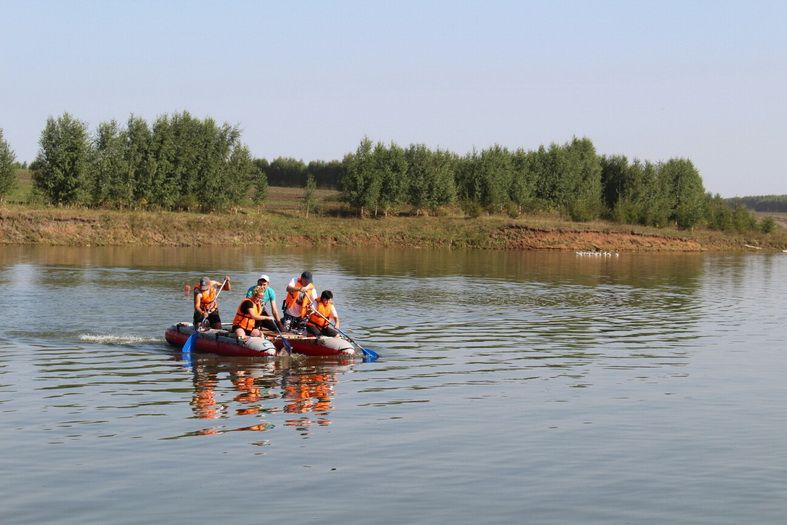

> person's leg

[
  {"left": 208, "top": 310, "right": 222, "bottom": 330},
  {"left": 256, "top": 318, "right": 277, "bottom": 332},
  {"left": 193, "top": 310, "right": 205, "bottom": 328},
  {"left": 321, "top": 325, "right": 338, "bottom": 337},
  {"left": 305, "top": 324, "right": 321, "bottom": 337}
]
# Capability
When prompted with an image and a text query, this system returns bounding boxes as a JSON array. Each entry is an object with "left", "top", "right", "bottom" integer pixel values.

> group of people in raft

[{"left": 192, "top": 271, "right": 340, "bottom": 341}]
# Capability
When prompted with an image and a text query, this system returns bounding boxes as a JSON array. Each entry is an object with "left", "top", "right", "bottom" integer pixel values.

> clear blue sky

[{"left": 1, "top": 0, "right": 785, "bottom": 197}]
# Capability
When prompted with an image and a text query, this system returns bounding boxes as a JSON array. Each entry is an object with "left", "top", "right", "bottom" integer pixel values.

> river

[{"left": 1, "top": 245, "right": 786, "bottom": 524}]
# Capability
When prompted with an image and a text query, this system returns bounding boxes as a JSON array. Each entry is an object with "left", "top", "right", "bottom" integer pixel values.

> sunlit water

[{"left": 1, "top": 245, "right": 786, "bottom": 524}]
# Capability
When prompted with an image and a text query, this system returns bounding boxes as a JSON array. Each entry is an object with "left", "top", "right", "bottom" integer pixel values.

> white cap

[{"left": 257, "top": 274, "right": 270, "bottom": 282}]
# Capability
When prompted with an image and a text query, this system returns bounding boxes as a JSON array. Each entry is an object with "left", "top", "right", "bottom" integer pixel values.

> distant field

[
  {"left": 262, "top": 185, "right": 343, "bottom": 215},
  {"left": 8, "top": 169, "right": 32, "bottom": 203},
  {"left": 5, "top": 169, "right": 343, "bottom": 212},
  {"left": 753, "top": 211, "right": 787, "bottom": 229}
]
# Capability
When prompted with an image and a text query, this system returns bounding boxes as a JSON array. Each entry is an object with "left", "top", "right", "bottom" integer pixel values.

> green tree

[
  {"left": 563, "top": 137, "right": 602, "bottom": 221},
  {"left": 126, "top": 115, "right": 154, "bottom": 208},
  {"left": 252, "top": 158, "right": 269, "bottom": 204},
  {"left": 267, "top": 157, "right": 307, "bottom": 187},
  {"left": 303, "top": 174, "right": 317, "bottom": 217},
  {"left": 33, "top": 113, "right": 91, "bottom": 205},
  {"left": 306, "top": 160, "right": 344, "bottom": 188},
  {"left": 661, "top": 158, "right": 705, "bottom": 229},
  {"left": 405, "top": 144, "right": 456, "bottom": 215},
  {"left": 611, "top": 160, "right": 670, "bottom": 227},
  {"left": 759, "top": 216, "right": 776, "bottom": 234},
  {"left": 510, "top": 148, "right": 537, "bottom": 214},
  {"left": 600, "top": 154, "right": 629, "bottom": 213},
  {"left": 375, "top": 141, "right": 408, "bottom": 216},
  {"left": 456, "top": 146, "right": 515, "bottom": 213},
  {"left": 220, "top": 143, "right": 254, "bottom": 210},
  {"left": 341, "top": 137, "right": 379, "bottom": 217},
  {"left": 704, "top": 193, "right": 733, "bottom": 231},
  {"left": 90, "top": 120, "right": 130, "bottom": 207},
  {"left": 0, "top": 129, "right": 16, "bottom": 200}
]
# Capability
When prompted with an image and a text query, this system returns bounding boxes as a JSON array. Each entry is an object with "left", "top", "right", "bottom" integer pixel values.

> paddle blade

[
  {"left": 182, "top": 332, "right": 198, "bottom": 354},
  {"left": 361, "top": 348, "right": 380, "bottom": 361}
]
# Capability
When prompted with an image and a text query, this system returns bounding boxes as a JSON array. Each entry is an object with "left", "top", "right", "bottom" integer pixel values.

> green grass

[{"left": 7, "top": 169, "right": 32, "bottom": 204}]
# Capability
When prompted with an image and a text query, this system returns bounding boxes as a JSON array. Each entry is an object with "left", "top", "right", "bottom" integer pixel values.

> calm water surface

[{"left": 1, "top": 245, "right": 786, "bottom": 524}]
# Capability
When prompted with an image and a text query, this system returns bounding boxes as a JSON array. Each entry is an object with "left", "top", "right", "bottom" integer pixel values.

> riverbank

[{"left": 1, "top": 204, "right": 785, "bottom": 251}]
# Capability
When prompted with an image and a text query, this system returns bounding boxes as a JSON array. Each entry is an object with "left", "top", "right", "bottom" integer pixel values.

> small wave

[{"left": 79, "top": 334, "right": 161, "bottom": 345}]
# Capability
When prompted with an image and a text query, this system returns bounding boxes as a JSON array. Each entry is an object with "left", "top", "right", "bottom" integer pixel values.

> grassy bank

[
  {"left": 2, "top": 200, "right": 785, "bottom": 252},
  {"left": 3, "top": 181, "right": 786, "bottom": 251}
]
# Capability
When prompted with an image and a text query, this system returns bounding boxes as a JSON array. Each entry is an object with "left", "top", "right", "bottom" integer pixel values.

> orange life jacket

[
  {"left": 232, "top": 298, "right": 261, "bottom": 332},
  {"left": 195, "top": 284, "right": 217, "bottom": 312},
  {"left": 308, "top": 300, "right": 334, "bottom": 328},
  {"left": 283, "top": 278, "right": 315, "bottom": 317}
]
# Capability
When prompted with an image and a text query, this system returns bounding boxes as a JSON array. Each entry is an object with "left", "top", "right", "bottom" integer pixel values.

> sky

[{"left": 1, "top": 0, "right": 785, "bottom": 197}]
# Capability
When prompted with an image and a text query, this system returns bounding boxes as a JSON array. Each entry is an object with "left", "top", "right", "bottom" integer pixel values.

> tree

[
  {"left": 252, "top": 158, "right": 269, "bottom": 204},
  {"left": 600, "top": 154, "right": 629, "bottom": 213},
  {"left": 90, "top": 120, "right": 130, "bottom": 207},
  {"left": 267, "top": 157, "right": 307, "bottom": 187},
  {"left": 126, "top": 115, "right": 154, "bottom": 208},
  {"left": 306, "top": 160, "right": 344, "bottom": 189},
  {"left": 341, "top": 137, "right": 379, "bottom": 217},
  {"left": 661, "top": 158, "right": 705, "bottom": 229},
  {"left": 33, "top": 113, "right": 91, "bottom": 205},
  {"left": 405, "top": 144, "right": 456, "bottom": 215},
  {"left": 0, "top": 129, "right": 16, "bottom": 200},
  {"left": 509, "top": 148, "right": 537, "bottom": 214},
  {"left": 562, "top": 137, "right": 602, "bottom": 221},
  {"left": 374, "top": 141, "right": 408, "bottom": 216},
  {"left": 303, "top": 174, "right": 317, "bottom": 217}
]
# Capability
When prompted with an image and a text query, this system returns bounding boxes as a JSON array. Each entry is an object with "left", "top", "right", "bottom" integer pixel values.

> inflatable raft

[{"left": 165, "top": 323, "right": 356, "bottom": 358}]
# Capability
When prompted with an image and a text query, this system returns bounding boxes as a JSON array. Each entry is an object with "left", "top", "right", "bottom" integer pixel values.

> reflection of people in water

[
  {"left": 186, "top": 357, "right": 346, "bottom": 436},
  {"left": 189, "top": 360, "right": 278, "bottom": 434},
  {"left": 282, "top": 368, "right": 338, "bottom": 430}
]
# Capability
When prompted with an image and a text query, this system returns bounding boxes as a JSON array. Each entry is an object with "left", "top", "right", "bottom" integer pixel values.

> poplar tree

[
  {"left": 90, "top": 120, "right": 130, "bottom": 207},
  {"left": 33, "top": 113, "right": 91, "bottom": 205},
  {"left": 126, "top": 115, "right": 154, "bottom": 208},
  {"left": 375, "top": 141, "right": 408, "bottom": 216},
  {"left": 0, "top": 129, "right": 16, "bottom": 200},
  {"left": 661, "top": 158, "right": 705, "bottom": 229},
  {"left": 510, "top": 148, "right": 537, "bottom": 214},
  {"left": 341, "top": 137, "right": 379, "bottom": 217},
  {"left": 303, "top": 174, "right": 317, "bottom": 217},
  {"left": 253, "top": 158, "right": 269, "bottom": 204}
]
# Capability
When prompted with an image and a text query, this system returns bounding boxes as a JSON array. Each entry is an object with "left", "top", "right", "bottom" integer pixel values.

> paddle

[
  {"left": 269, "top": 299, "right": 293, "bottom": 355},
  {"left": 310, "top": 309, "right": 380, "bottom": 361},
  {"left": 183, "top": 277, "right": 228, "bottom": 355}
]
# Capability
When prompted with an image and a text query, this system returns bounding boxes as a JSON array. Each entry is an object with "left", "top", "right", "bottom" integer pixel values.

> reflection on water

[
  {"left": 184, "top": 355, "right": 347, "bottom": 439},
  {"left": 3, "top": 246, "right": 787, "bottom": 524}
]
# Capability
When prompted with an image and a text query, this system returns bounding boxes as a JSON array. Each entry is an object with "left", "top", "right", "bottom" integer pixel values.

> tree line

[
  {"left": 726, "top": 195, "right": 787, "bottom": 213},
  {"left": 14, "top": 112, "right": 259, "bottom": 211},
  {"left": 0, "top": 117, "right": 775, "bottom": 232},
  {"left": 339, "top": 137, "right": 716, "bottom": 229}
]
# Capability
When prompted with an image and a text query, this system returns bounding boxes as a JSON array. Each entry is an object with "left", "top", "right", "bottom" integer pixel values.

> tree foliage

[
  {"left": 30, "top": 111, "right": 253, "bottom": 211},
  {"left": 0, "top": 129, "right": 16, "bottom": 199},
  {"left": 33, "top": 113, "right": 91, "bottom": 205}
]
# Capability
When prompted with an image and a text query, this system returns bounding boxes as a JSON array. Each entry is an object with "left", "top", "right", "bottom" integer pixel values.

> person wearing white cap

[{"left": 244, "top": 274, "right": 282, "bottom": 331}]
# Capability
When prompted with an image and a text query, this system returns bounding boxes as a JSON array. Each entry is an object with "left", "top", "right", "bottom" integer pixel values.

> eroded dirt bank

[{"left": 0, "top": 206, "right": 782, "bottom": 252}]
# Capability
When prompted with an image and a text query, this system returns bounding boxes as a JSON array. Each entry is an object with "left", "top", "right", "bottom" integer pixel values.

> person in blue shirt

[{"left": 244, "top": 274, "right": 283, "bottom": 331}]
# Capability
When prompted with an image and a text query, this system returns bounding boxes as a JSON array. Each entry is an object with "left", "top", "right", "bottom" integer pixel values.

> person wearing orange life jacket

[
  {"left": 282, "top": 271, "right": 318, "bottom": 331},
  {"left": 194, "top": 275, "right": 231, "bottom": 329},
  {"left": 231, "top": 286, "right": 274, "bottom": 340},
  {"left": 306, "top": 290, "right": 340, "bottom": 338}
]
